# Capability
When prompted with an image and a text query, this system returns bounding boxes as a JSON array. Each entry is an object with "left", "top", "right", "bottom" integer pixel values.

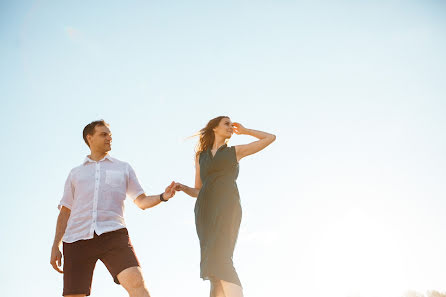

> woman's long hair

[{"left": 195, "top": 116, "right": 229, "bottom": 158}]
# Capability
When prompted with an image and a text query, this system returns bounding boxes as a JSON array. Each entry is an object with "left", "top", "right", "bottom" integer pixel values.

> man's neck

[{"left": 88, "top": 151, "right": 108, "bottom": 161}]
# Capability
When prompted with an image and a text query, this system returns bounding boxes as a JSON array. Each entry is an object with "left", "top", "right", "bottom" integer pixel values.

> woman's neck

[{"left": 212, "top": 137, "right": 226, "bottom": 150}]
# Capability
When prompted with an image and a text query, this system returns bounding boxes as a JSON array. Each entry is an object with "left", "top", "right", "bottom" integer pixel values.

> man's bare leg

[{"left": 118, "top": 266, "right": 150, "bottom": 297}]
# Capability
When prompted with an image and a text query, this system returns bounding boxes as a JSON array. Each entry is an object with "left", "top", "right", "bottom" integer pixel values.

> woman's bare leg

[
  {"left": 210, "top": 279, "right": 226, "bottom": 297},
  {"left": 220, "top": 280, "right": 243, "bottom": 297}
]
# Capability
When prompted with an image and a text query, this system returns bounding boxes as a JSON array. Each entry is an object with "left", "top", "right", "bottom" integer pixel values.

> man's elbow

[{"left": 134, "top": 197, "right": 146, "bottom": 210}]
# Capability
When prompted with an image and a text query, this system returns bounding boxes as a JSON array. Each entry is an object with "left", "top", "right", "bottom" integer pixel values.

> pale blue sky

[{"left": 1, "top": 1, "right": 446, "bottom": 297}]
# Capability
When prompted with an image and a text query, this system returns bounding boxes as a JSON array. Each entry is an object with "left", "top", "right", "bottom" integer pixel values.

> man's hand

[
  {"left": 163, "top": 181, "right": 176, "bottom": 200},
  {"left": 50, "top": 245, "right": 63, "bottom": 273}
]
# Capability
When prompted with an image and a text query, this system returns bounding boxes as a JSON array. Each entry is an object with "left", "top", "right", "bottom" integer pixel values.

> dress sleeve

[
  {"left": 58, "top": 171, "right": 74, "bottom": 210},
  {"left": 126, "top": 164, "right": 145, "bottom": 201}
]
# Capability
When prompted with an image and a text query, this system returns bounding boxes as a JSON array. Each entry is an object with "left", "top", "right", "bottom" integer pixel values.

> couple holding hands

[{"left": 51, "top": 116, "right": 276, "bottom": 297}]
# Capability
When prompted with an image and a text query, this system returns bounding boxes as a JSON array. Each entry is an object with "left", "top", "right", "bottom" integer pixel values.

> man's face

[{"left": 88, "top": 125, "right": 112, "bottom": 153}]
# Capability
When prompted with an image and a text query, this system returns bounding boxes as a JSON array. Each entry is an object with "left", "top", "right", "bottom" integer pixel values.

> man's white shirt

[{"left": 59, "top": 155, "right": 145, "bottom": 243}]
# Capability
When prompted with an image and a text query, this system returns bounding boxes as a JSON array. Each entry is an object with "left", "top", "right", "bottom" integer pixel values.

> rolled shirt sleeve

[
  {"left": 126, "top": 164, "right": 145, "bottom": 201},
  {"left": 58, "top": 171, "right": 74, "bottom": 210}
]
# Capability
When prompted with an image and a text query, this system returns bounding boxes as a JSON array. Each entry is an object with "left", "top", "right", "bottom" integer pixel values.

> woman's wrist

[{"left": 241, "top": 128, "right": 252, "bottom": 135}]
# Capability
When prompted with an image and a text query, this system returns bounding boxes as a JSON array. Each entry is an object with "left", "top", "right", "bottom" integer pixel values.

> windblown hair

[
  {"left": 82, "top": 119, "right": 109, "bottom": 147},
  {"left": 195, "top": 116, "right": 229, "bottom": 158}
]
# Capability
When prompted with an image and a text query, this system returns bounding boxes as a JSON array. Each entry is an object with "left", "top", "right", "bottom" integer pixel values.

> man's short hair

[{"left": 82, "top": 120, "right": 109, "bottom": 147}]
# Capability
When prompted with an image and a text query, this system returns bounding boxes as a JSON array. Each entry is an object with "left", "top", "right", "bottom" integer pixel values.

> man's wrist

[{"left": 160, "top": 192, "right": 168, "bottom": 202}]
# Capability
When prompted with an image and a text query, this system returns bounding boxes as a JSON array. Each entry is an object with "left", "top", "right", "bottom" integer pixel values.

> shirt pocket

[{"left": 105, "top": 170, "right": 125, "bottom": 188}]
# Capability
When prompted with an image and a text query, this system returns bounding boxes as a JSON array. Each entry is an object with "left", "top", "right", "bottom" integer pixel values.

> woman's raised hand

[{"left": 232, "top": 122, "right": 247, "bottom": 135}]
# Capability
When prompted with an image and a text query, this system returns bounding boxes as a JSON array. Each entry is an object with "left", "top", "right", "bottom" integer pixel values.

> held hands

[
  {"left": 160, "top": 181, "right": 185, "bottom": 201},
  {"left": 172, "top": 181, "right": 200, "bottom": 198},
  {"left": 173, "top": 182, "right": 185, "bottom": 192},
  {"left": 50, "top": 245, "right": 63, "bottom": 273},
  {"left": 163, "top": 181, "right": 177, "bottom": 200},
  {"left": 232, "top": 122, "right": 248, "bottom": 135}
]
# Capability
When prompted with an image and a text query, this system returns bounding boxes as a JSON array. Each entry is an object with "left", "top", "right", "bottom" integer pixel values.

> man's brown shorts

[{"left": 62, "top": 228, "right": 140, "bottom": 296}]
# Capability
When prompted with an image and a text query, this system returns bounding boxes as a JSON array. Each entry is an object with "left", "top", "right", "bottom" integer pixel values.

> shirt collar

[{"left": 83, "top": 154, "right": 114, "bottom": 165}]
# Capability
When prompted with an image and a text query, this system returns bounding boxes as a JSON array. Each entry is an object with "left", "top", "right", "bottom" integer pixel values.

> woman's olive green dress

[{"left": 195, "top": 144, "right": 242, "bottom": 286}]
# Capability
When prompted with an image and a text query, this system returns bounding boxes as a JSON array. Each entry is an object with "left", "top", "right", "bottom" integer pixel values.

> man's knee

[{"left": 118, "top": 266, "right": 147, "bottom": 290}]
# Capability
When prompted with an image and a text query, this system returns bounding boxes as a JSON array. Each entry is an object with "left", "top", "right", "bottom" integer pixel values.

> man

[{"left": 50, "top": 120, "right": 175, "bottom": 297}]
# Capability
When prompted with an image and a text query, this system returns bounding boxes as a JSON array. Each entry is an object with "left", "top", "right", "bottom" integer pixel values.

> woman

[{"left": 174, "top": 116, "right": 276, "bottom": 297}]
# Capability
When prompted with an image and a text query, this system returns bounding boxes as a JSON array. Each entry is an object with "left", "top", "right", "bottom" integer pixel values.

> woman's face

[{"left": 213, "top": 117, "right": 234, "bottom": 139}]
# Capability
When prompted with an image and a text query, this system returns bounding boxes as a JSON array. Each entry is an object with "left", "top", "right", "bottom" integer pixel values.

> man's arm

[
  {"left": 50, "top": 206, "right": 71, "bottom": 273},
  {"left": 134, "top": 181, "right": 176, "bottom": 210}
]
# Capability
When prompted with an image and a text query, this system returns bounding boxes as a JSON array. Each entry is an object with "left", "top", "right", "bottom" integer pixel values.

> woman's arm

[
  {"left": 175, "top": 155, "right": 202, "bottom": 198},
  {"left": 233, "top": 122, "right": 276, "bottom": 162}
]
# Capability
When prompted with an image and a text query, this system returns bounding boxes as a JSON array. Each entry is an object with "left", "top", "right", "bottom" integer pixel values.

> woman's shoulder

[
  {"left": 198, "top": 150, "right": 207, "bottom": 161},
  {"left": 227, "top": 145, "right": 239, "bottom": 162}
]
